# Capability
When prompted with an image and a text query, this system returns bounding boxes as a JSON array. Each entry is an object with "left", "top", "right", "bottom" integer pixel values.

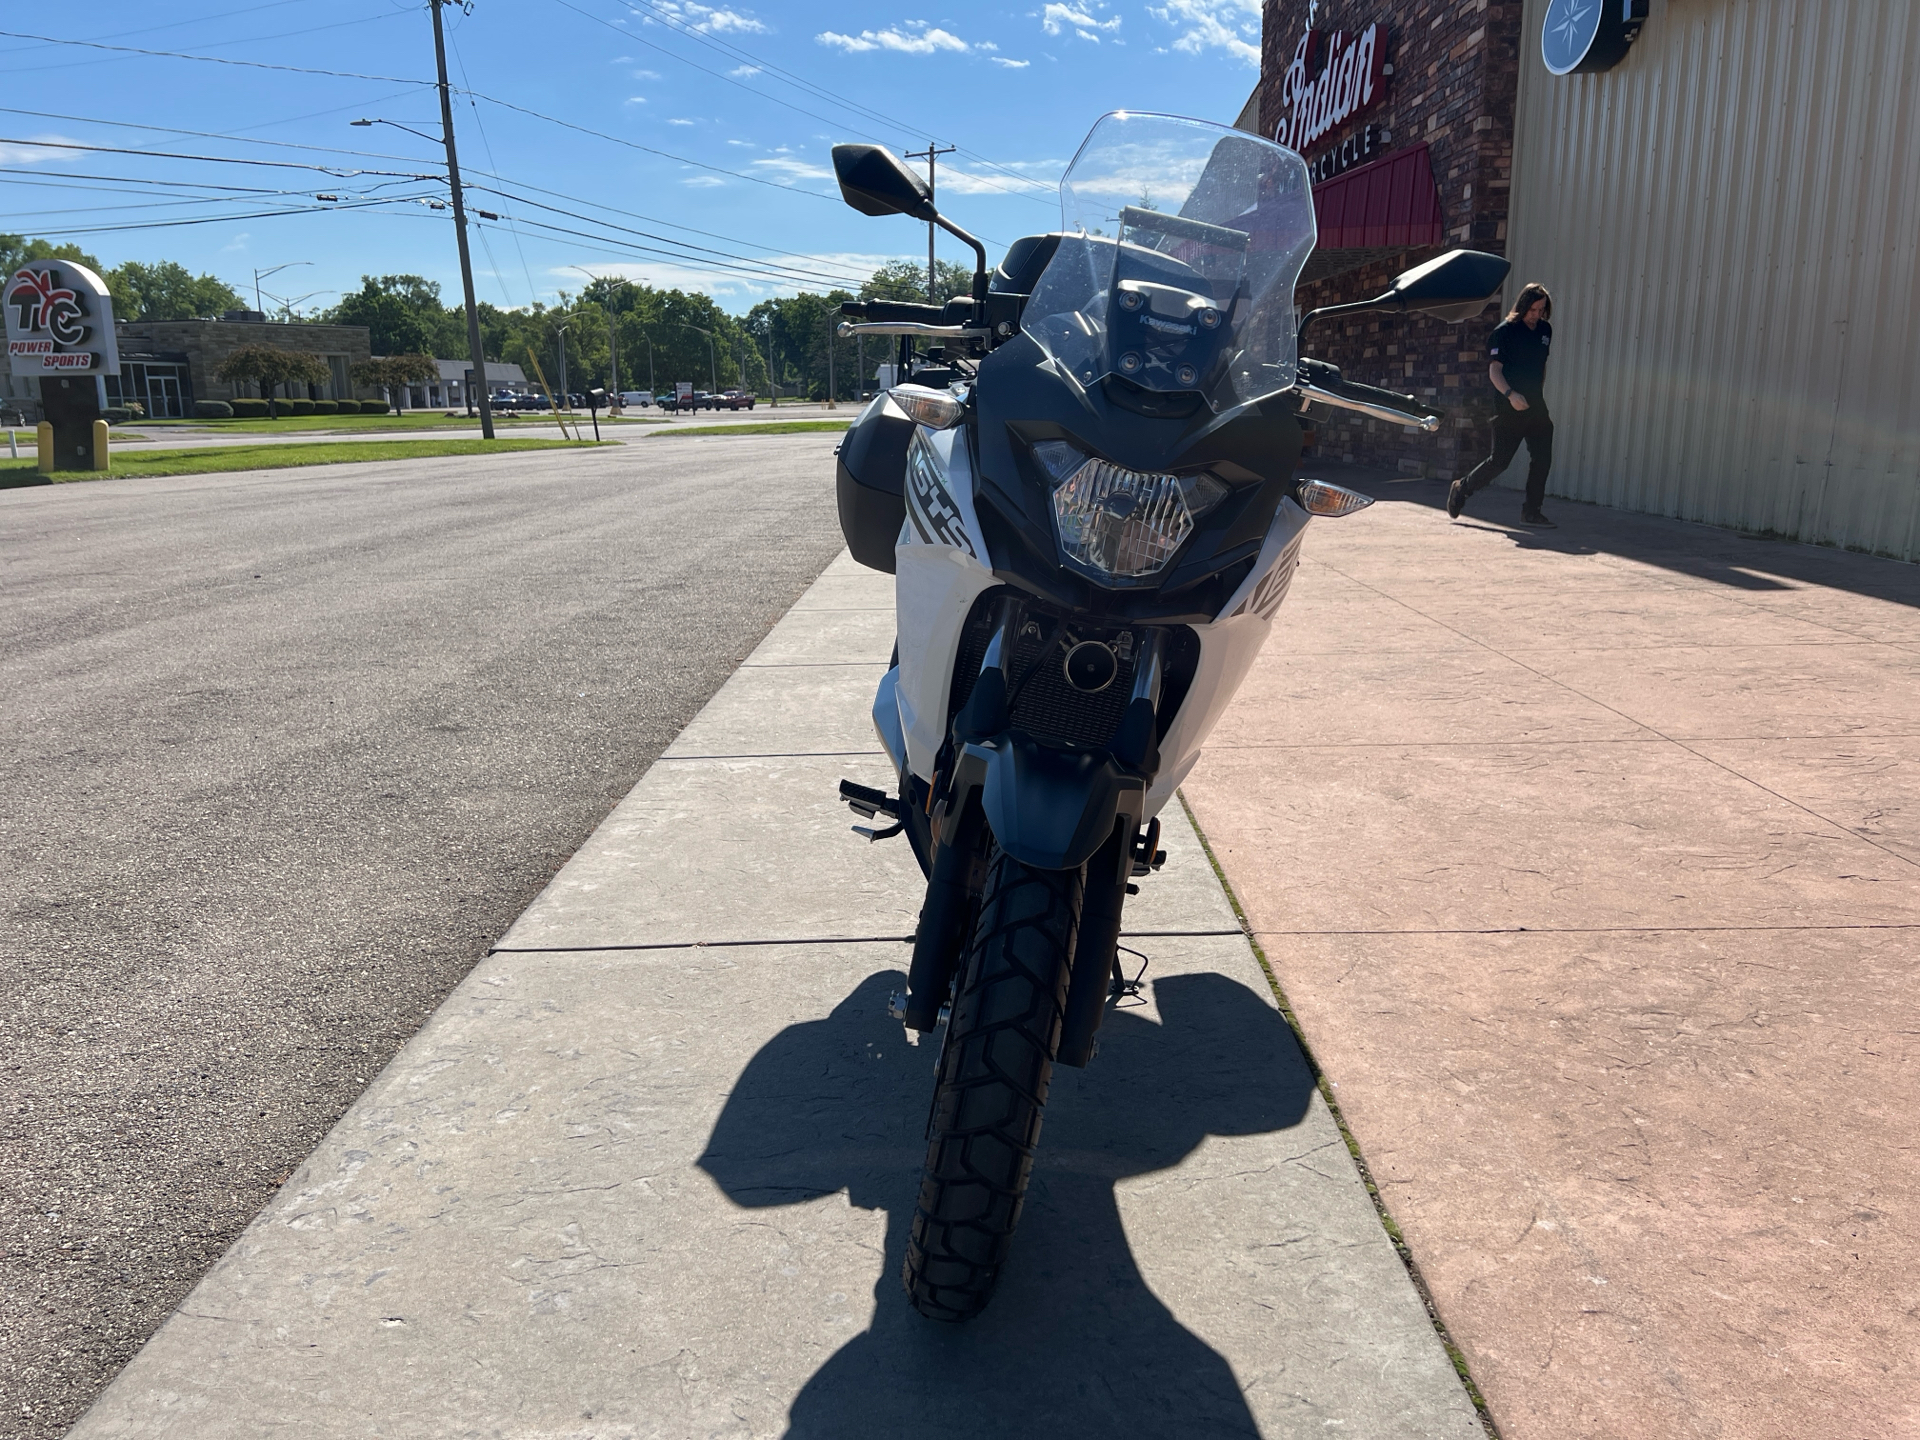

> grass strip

[
  {"left": 647, "top": 419, "right": 852, "bottom": 437},
  {"left": 132, "top": 413, "right": 665, "bottom": 434},
  {"left": 1, "top": 438, "right": 604, "bottom": 485},
  {"left": 1175, "top": 788, "right": 1504, "bottom": 1440}
]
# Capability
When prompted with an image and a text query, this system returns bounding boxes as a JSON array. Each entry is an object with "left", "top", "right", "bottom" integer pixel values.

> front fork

[{"left": 898, "top": 596, "right": 1169, "bottom": 1062}]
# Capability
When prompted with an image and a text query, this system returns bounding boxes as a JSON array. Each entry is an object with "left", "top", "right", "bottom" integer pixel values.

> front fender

[{"left": 965, "top": 735, "right": 1146, "bottom": 872}]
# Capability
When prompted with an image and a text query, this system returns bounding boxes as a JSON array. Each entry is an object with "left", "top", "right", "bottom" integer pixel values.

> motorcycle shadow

[{"left": 699, "top": 966, "right": 1316, "bottom": 1438}]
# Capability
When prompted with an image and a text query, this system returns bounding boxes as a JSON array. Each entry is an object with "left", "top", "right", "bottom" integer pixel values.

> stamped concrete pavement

[
  {"left": 1182, "top": 476, "right": 1920, "bottom": 1440},
  {"left": 70, "top": 553, "right": 1484, "bottom": 1438}
]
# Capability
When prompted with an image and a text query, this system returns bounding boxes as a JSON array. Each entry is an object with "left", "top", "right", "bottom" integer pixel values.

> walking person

[{"left": 1449, "top": 282, "right": 1558, "bottom": 528}]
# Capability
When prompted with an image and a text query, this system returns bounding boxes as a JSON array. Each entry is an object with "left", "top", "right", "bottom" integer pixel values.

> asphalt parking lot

[{"left": 0, "top": 435, "right": 846, "bottom": 1438}]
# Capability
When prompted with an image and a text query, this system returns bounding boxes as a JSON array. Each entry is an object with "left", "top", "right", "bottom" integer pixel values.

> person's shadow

[{"left": 698, "top": 966, "right": 1316, "bottom": 1438}]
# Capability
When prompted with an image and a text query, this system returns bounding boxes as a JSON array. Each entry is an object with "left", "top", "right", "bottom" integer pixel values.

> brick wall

[{"left": 1261, "top": 0, "right": 1526, "bottom": 478}]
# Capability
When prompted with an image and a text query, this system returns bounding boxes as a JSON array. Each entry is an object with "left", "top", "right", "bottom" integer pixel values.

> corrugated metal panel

[
  {"left": 1507, "top": 0, "right": 1920, "bottom": 559},
  {"left": 1314, "top": 143, "right": 1446, "bottom": 248}
]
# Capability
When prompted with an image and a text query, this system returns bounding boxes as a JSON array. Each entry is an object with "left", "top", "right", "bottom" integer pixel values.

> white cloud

[
  {"left": 750, "top": 155, "right": 834, "bottom": 184},
  {"left": 991, "top": 55, "right": 1031, "bottom": 67},
  {"left": 730, "top": 64, "right": 761, "bottom": 76},
  {"left": 937, "top": 159, "right": 1059, "bottom": 195},
  {"left": 725, "top": 138, "right": 754, "bottom": 147},
  {"left": 0, "top": 134, "right": 83, "bottom": 164},
  {"left": 644, "top": 2, "right": 767, "bottom": 34},
  {"left": 1040, "top": 3, "right": 1120, "bottom": 41},
  {"left": 624, "top": 95, "right": 648, "bottom": 104},
  {"left": 632, "top": 67, "right": 661, "bottom": 78},
  {"left": 683, "top": 175, "right": 726, "bottom": 187},
  {"left": 1148, "top": 0, "right": 1260, "bottom": 65},
  {"left": 668, "top": 117, "right": 696, "bottom": 126},
  {"left": 817, "top": 25, "right": 970, "bottom": 54},
  {"left": 221, "top": 232, "right": 252, "bottom": 253}
]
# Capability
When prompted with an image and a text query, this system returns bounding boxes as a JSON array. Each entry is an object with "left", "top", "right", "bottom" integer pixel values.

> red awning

[{"left": 1312, "top": 142, "right": 1445, "bottom": 249}]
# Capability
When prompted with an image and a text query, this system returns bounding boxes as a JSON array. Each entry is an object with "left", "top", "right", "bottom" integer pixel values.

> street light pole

[
  {"left": 253, "top": 261, "right": 309, "bottom": 313},
  {"left": 556, "top": 324, "right": 569, "bottom": 407},
  {"left": 428, "top": 0, "right": 493, "bottom": 440}
]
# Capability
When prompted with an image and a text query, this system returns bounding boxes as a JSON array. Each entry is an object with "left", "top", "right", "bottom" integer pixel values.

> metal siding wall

[{"left": 1508, "top": 0, "right": 1920, "bottom": 558}]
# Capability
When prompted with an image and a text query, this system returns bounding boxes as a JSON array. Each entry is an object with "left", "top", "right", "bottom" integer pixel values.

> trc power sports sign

[{"left": 5, "top": 261, "right": 119, "bottom": 376}]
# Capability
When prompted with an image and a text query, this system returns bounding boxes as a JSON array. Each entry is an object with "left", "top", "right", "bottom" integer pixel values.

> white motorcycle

[{"left": 829, "top": 111, "right": 1508, "bottom": 1321}]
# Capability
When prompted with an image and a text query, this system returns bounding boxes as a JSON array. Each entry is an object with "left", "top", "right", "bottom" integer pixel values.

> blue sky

[{"left": 1, "top": 1, "right": 1263, "bottom": 316}]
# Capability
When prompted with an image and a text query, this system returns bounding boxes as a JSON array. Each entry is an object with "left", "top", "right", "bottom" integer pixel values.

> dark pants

[{"left": 1460, "top": 400, "right": 1554, "bottom": 512}]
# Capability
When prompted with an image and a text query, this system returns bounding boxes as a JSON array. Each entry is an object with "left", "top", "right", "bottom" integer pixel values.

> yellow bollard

[
  {"left": 93, "top": 419, "right": 109, "bottom": 471},
  {"left": 37, "top": 421, "right": 53, "bottom": 474}
]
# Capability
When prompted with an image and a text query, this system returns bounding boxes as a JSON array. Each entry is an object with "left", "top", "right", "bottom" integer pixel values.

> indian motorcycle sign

[
  {"left": 5, "top": 260, "right": 119, "bottom": 376},
  {"left": 1271, "top": 16, "right": 1390, "bottom": 156}
]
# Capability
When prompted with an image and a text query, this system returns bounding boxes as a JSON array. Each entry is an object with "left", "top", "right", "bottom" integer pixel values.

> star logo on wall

[{"left": 1549, "top": 0, "right": 1594, "bottom": 48}]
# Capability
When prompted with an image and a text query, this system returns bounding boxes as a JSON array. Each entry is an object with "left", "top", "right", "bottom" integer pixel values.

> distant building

[
  {"left": 96, "top": 311, "right": 375, "bottom": 418},
  {"left": 390, "top": 358, "right": 530, "bottom": 412},
  {"left": 6, "top": 311, "right": 378, "bottom": 423}
]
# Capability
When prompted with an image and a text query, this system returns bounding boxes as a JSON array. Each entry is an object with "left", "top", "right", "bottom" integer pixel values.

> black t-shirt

[{"left": 1488, "top": 318, "right": 1552, "bottom": 401}]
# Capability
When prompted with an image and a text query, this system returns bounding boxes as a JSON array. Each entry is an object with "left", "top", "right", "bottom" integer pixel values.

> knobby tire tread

[{"left": 903, "top": 848, "right": 1079, "bottom": 1321}]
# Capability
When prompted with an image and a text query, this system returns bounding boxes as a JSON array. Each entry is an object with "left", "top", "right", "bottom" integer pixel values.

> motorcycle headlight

[{"left": 1040, "top": 441, "right": 1228, "bottom": 579}]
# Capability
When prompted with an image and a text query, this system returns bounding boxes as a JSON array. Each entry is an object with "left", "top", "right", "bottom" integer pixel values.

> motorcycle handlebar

[
  {"left": 838, "top": 299, "right": 947, "bottom": 324},
  {"left": 1297, "top": 356, "right": 1433, "bottom": 423}
]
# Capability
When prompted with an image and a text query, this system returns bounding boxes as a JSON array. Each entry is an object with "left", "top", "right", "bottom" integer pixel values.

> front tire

[{"left": 903, "top": 848, "right": 1080, "bottom": 1321}]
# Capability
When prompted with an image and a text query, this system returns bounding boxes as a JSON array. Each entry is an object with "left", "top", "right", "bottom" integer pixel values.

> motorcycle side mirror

[
  {"left": 832, "top": 144, "right": 936, "bottom": 222},
  {"left": 1297, "top": 248, "right": 1512, "bottom": 345},
  {"left": 1383, "top": 249, "right": 1513, "bottom": 322},
  {"left": 831, "top": 142, "right": 992, "bottom": 305}
]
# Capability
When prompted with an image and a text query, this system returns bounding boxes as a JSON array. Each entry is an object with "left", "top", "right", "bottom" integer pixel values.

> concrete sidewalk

[
  {"left": 1182, "top": 478, "right": 1920, "bottom": 1439},
  {"left": 72, "top": 554, "right": 1483, "bottom": 1438}
]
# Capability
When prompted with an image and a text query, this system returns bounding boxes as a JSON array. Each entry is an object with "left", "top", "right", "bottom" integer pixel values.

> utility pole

[
  {"left": 904, "top": 143, "right": 956, "bottom": 304},
  {"left": 826, "top": 310, "right": 836, "bottom": 409},
  {"left": 429, "top": 0, "right": 493, "bottom": 440},
  {"left": 765, "top": 334, "right": 776, "bottom": 407},
  {"left": 556, "top": 324, "right": 569, "bottom": 406}
]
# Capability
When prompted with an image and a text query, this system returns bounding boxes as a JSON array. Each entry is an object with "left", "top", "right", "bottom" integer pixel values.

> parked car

[
  {"left": 619, "top": 390, "right": 654, "bottom": 408},
  {"left": 715, "top": 389, "right": 757, "bottom": 411}
]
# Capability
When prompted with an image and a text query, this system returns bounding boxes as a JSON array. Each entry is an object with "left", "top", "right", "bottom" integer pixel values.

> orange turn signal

[{"left": 1294, "top": 478, "right": 1375, "bottom": 518}]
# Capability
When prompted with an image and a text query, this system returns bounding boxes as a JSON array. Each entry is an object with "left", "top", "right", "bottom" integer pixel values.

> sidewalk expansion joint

[
  {"left": 1176, "top": 788, "right": 1505, "bottom": 1440},
  {"left": 655, "top": 750, "right": 887, "bottom": 760},
  {"left": 1254, "top": 922, "right": 1920, "bottom": 936},
  {"left": 490, "top": 928, "right": 1244, "bottom": 956}
]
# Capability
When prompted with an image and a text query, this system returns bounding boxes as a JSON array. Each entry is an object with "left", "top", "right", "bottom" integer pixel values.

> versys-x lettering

[
  {"left": 823, "top": 111, "right": 1506, "bottom": 1328},
  {"left": 904, "top": 432, "right": 976, "bottom": 556}
]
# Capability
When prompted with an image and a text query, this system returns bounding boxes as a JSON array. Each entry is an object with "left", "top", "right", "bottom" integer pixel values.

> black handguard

[{"left": 838, "top": 299, "right": 947, "bottom": 324}]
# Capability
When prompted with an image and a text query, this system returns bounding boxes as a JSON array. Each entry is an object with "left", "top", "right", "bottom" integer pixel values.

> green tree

[
  {"left": 105, "top": 261, "right": 243, "bottom": 321},
  {"left": 214, "top": 346, "right": 330, "bottom": 418},
  {"left": 0, "top": 235, "right": 102, "bottom": 276},
  {"left": 862, "top": 258, "right": 974, "bottom": 305},
  {"left": 350, "top": 354, "right": 439, "bottom": 412},
  {"left": 328, "top": 275, "right": 466, "bottom": 357}
]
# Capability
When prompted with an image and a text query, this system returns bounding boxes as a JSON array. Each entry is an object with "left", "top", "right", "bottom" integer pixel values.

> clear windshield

[{"left": 1025, "top": 112, "right": 1315, "bottom": 409}]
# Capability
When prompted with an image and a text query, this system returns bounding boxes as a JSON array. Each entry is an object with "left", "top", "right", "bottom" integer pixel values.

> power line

[
  {"left": 0, "top": 134, "right": 436, "bottom": 178},
  {"left": 17, "top": 196, "right": 422, "bottom": 238},
  {"left": 604, "top": 0, "right": 1056, "bottom": 202},
  {"left": 460, "top": 90, "right": 837, "bottom": 199},
  {"left": 549, "top": 0, "right": 1054, "bottom": 208},
  {"left": 0, "top": 106, "right": 437, "bottom": 166},
  {"left": 0, "top": 28, "right": 435, "bottom": 84},
  {"left": 458, "top": 168, "right": 877, "bottom": 278},
  {"left": 478, "top": 211, "right": 868, "bottom": 289}
]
